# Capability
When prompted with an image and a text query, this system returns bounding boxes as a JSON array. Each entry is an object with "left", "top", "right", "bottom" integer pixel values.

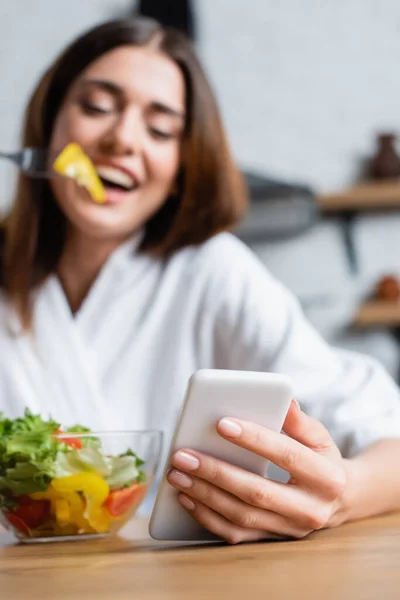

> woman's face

[{"left": 49, "top": 45, "right": 186, "bottom": 241}]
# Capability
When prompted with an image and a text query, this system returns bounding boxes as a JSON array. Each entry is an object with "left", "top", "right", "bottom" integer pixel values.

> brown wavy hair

[{"left": 0, "top": 17, "right": 247, "bottom": 328}]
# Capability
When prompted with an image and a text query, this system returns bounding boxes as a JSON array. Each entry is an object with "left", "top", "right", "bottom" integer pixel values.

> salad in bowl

[{"left": 0, "top": 410, "right": 162, "bottom": 542}]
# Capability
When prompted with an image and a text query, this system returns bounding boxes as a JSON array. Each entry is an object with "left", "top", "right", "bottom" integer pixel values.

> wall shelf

[
  {"left": 317, "top": 180, "right": 400, "bottom": 212},
  {"left": 316, "top": 180, "right": 400, "bottom": 273},
  {"left": 354, "top": 300, "right": 400, "bottom": 327}
]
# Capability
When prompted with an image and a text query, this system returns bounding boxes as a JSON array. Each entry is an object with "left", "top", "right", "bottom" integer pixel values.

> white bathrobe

[{"left": 1, "top": 232, "right": 400, "bottom": 511}]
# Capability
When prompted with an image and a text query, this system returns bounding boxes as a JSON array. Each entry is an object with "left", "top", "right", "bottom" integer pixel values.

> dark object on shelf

[
  {"left": 375, "top": 275, "right": 400, "bottom": 302},
  {"left": 136, "top": 0, "right": 196, "bottom": 40},
  {"left": 235, "top": 172, "right": 318, "bottom": 242},
  {"left": 370, "top": 133, "right": 400, "bottom": 180}
]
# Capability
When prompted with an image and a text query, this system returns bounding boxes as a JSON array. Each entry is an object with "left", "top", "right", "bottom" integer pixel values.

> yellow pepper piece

[
  {"left": 30, "top": 485, "right": 60, "bottom": 501},
  {"left": 65, "top": 491, "right": 92, "bottom": 532},
  {"left": 52, "top": 473, "right": 111, "bottom": 534},
  {"left": 84, "top": 505, "right": 111, "bottom": 534},
  {"left": 53, "top": 142, "right": 106, "bottom": 204},
  {"left": 55, "top": 498, "right": 71, "bottom": 523},
  {"left": 30, "top": 486, "right": 89, "bottom": 532},
  {"left": 52, "top": 473, "right": 109, "bottom": 501}
]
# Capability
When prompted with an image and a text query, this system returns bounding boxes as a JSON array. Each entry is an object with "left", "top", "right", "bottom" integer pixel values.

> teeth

[{"left": 96, "top": 165, "right": 135, "bottom": 189}]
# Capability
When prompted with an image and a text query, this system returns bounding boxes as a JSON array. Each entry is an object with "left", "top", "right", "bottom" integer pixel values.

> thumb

[{"left": 283, "top": 399, "right": 342, "bottom": 462}]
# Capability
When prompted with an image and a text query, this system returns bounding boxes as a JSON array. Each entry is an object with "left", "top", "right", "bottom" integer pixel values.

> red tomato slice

[
  {"left": 5, "top": 512, "right": 31, "bottom": 536},
  {"left": 104, "top": 483, "right": 147, "bottom": 517},
  {"left": 54, "top": 429, "right": 83, "bottom": 449},
  {"left": 11, "top": 496, "right": 50, "bottom": 529}
]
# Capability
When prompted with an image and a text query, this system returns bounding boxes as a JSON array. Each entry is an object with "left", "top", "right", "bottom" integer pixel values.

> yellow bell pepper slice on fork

[{"left": 53, "top": 142, "right": 106, "bottom": 204}]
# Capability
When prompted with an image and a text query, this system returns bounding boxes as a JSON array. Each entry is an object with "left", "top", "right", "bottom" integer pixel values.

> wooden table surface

[{"left": 1, "top": 512, "right": 400, "bottom": 600}]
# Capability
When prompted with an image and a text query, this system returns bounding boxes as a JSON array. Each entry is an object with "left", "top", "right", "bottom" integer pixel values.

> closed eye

[
  {"left": 149, "top": 128, "right": 174, "bottom": 140},
  {"left": 80, "top": 101, "right": 112, "bottom": 115}
]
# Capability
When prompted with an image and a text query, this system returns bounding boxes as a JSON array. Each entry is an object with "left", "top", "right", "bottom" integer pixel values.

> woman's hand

[{"left": 167, "top": 399, "right": 350, "bottom": 544}]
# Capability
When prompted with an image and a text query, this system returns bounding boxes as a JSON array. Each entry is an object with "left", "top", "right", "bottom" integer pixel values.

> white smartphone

[{"left": 149, "top": 369, "right": 293, "bottom": 541}]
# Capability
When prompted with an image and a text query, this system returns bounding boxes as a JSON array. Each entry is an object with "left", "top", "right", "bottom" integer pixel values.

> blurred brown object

[
  {"left": 375, "top": 275, "right": 400, "bottom": 301},
  {"left": 370, "top": 133, "right": 400, "bottom": 180}
]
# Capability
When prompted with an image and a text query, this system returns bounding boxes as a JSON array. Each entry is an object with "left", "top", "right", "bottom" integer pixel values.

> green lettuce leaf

[
  {"left": 0, "top": 410, "right": 62, "bottom": 502},
  {"left": 105, "top": 455, "right": 139, "bottom": 490},
  {"left": 0, "top": 409, "right": 59, "bottom": 438},
  {"left": 54, "top": 447, "right": 110, "bottom": 478},
  {"left": 6, "top": 429, "right": 61, "bottom": 459}
]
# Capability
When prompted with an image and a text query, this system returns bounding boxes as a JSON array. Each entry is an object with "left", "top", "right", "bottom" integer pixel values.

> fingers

[
  {"left": 282, "top": 400, "right": 342, "bottom": 462},
  {"left": 214, "top": 410, "right": 345, "bottom": 496},
  {"left": 167, "top": 469, "right": 312, "bottom": 539},
  {"left": 170, "top": 452, "right": 335, "bottom": 527},
  {"left": 177, "top": 494, "right": 271, "bottom": 545}
]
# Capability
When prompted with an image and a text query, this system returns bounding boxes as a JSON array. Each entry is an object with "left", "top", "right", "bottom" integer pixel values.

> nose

[{"left": 100, "top": 108, "right": 143, "bottom": 156}]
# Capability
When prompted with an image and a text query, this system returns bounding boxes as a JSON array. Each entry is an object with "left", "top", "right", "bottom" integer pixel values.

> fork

[{"left": 0, "top": 148, "right": 55, "bottom": 178}]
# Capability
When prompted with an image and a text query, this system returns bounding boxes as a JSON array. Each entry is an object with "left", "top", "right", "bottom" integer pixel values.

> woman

[{"left": 0, "top": 17, "right": 399, "bottom": 544}]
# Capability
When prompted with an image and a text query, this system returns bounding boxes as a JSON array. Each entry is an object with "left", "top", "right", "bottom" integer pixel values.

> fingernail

[
  {"left": 179, "top": 494, "right": 196, "bottom": 511},
  {"left": 168, "top": 469, "right": 193, "bottom": 488},
  {"left": 173, "top": 451, "right": 200, "bottom": 471},
  {"left": 218, "top": 418, "right": 242, "bottom": 438},
  {"left": 292, "top": 398, "right": 301, "bottom": 413}
]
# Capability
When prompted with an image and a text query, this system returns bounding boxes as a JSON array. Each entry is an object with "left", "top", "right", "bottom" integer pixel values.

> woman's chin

[{"left": 67, "top": 199, "right": 142, "bottom": 240}]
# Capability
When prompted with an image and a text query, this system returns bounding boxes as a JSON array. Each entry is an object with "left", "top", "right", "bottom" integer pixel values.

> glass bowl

[{"left": 0, "top": 430, "right": 162, "bottom": 543}]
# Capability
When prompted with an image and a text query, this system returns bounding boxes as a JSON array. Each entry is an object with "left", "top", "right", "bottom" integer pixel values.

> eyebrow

[
  {"left": 151, "top": 102, "right": 185, "bottom": 120},
  {"left": 79, "top": 78, "right": 185, "bottom": 120},
  {"left": 80, "top": 78, "right": 123, "bottom": 95}
]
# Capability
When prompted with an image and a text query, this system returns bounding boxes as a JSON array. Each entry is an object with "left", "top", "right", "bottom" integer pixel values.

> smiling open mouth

[{"left": 96, "top": 165, "right": 139, "bottom": 192}]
